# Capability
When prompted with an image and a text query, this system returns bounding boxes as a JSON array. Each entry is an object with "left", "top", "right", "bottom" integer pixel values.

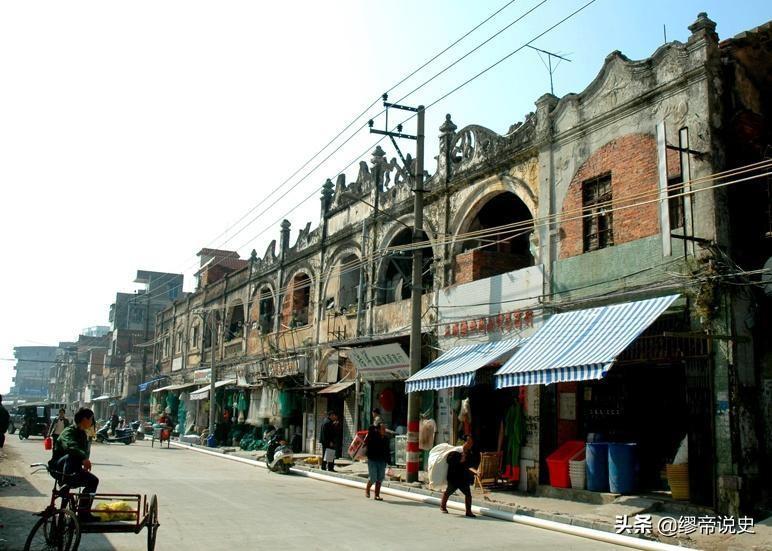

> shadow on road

[{"left": 0, "top": 475, "right": 45, "bottom": 498}]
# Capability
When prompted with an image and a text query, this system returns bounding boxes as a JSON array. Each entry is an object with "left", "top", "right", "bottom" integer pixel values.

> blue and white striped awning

[
  {"left": 494, "top": 295, "right": 679, "bottom": 389},
  {"left": 406, "top": 338, "right": 526, "bottom": 393}
]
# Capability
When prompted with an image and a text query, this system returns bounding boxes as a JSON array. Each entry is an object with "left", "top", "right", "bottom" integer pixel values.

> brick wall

[
  {"left": 453, "top": 249, "right": 531, "bottom": 284},
  {"left": 559, "top": 133, "right": 661, "bottom": 259}
]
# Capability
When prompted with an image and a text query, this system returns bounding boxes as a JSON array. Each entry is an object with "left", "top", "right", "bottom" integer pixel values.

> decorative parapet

[{"left": 440, "top": 113, "right": 536, "bottom": 183}]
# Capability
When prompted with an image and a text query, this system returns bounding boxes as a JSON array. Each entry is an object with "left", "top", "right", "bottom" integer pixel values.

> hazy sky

[{"left": 1, "top": 1, "right": 769, "bottom": 393}]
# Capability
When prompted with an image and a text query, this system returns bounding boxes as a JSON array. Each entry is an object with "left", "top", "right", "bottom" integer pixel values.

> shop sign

[
  {"left": 172, "top": 357, "right": 182, "bottom": 372},
  {"left": 193, "top": 368, "right": 211, "bottom": 384},
  {"left": 442, "top": 309, "right": 534, "bottom": 338},
  {"left": 348, "top": 343, "right": 410, "bottom": 381},
  {"left": 269, "top": 356, "right": 306, "bottom": 378}
]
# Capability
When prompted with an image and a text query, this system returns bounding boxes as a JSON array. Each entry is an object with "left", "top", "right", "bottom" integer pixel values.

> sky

[{"left": 1, "top": 0, "right": 770, "bottom": 393}]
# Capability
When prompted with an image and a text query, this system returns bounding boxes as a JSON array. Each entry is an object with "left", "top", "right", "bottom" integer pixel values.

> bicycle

[{"left": 25, "top": 462, "right": 159, "bottom": 551}]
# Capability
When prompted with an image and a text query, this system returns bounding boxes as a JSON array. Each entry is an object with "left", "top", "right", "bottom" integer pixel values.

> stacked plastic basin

[
  {"left": 546, "top": 440, "right": 585, "bottom": 488},
  {"left": 569, "top": 447, "right": 586, "bottom": 489}
]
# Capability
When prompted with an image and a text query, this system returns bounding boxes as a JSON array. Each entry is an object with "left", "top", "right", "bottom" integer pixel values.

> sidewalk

[{"left": 175, "top": 441, "right": 772, "bottom": 551}]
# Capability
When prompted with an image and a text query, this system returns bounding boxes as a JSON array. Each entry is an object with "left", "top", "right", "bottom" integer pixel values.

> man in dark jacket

[
  {"left": 49, "top": 407, "right": 100, "bottom": 522},
  {"left": 319, "top": 411, "right": 341, "bottom": 472},
  {"left": 0, "top": 394, "right": 9, "bottom": 448},
  {"left": 440, "top": 434, "right": 479, "bottom": 518}
]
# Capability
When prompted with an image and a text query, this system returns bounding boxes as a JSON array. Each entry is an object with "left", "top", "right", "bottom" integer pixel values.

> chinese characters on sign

[
  {"left": 615, "top": 515, "right": 755, "bottom": 536},
  {"left": 442, "top": 309, "right": 534, "bottom": 337}
]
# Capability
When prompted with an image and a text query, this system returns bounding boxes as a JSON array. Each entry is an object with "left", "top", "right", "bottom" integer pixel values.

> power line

[
  {"left": 163, "top": 163, "right": 772, "bottom": 319},
  {"left": 153, "top": 0, "right": 536, "bottom": 282},
  {"left": 132, "top": 0, "right": 598, "bottom": 309}
]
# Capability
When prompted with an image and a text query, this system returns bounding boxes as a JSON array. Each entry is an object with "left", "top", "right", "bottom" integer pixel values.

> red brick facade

[
  {"left": 559, "top": 133, "right": 661, "bottom": 259},
  {"left": 453, "top": 249, "right": 531, "bottom": 284}
]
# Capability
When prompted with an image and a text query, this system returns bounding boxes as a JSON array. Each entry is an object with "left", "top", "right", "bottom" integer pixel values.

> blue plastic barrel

[
  {"left": 586, "top": 442, "right": 609, "bottom": 492},
  {"left": 608, "top": 443, "right": 638, "bottom": 494},
  {"left": 207, "top": 434, "right": 217, "bottom": 448}
]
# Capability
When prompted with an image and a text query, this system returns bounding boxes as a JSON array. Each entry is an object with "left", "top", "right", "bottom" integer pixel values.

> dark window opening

[
  {"left": 378, "top": 229, "right": 434, "bottom": 305},
  {"left": 457, "top": 192, "right": 535, "bottom": 281},
  {"left": 191, "top": 325, "right": 200, "bottom": 349},
  {"left": 668, "top": 176, "right": 685, "bottom": 229},
  {"left": 284, "top": 274, "right": 311, "bottom": 327},
  {"left": 582, "top": 174, "right": 614, "bottom": 252},
  {"left": 203, "top": 313, "right": 220, "bottom": 349},
  {"left": 258, "top": 289, "right": 275, "bottom": 334},
  {"left": 337, "top": 254, "right": 361, "bottom": 314},
  {"left": 227, "top": 304, "right": 245, "bottom": 340}
]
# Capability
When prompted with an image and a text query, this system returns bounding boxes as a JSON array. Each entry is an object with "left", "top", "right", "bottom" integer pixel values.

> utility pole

[
  {"left": 368, "top": 95, "right": 424, "bottom": 483},
  {"left": 207, "top": 311, "right": 217, "bottom": 436}
]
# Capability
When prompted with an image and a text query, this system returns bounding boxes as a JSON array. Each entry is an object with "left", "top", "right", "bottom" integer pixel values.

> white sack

[
  {"left": 673, "top": 436, "right": 689, "bottom": 464},
  {"left": 427, "top": 443, "right": 462, "bottom": 490}
]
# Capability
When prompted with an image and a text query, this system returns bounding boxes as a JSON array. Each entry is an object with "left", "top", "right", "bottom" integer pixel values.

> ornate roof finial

[
  {"left": 439, "top": 114, "right": 457, "bottom": 136},
  {"left": 371, "top": 145, "right": 386, "bottom": 163},
  {"left": 321, "top": 178, "right": 334, "bottom": 198},
  {"left": 250, "top": 249, "right": 258, "bottom": 261},
  {"left": 689, "top": 12, "right": 717, "bottom": 35},
  {"left": 280, "top": 219, "right": 291, "bottom": 230}
]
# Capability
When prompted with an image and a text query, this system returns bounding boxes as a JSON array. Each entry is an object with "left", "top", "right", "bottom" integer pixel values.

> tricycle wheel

[
  {"left": 146, "top": 494, "right": 159, "bottom": 551},
  {"left": 24, "top": 508, "right": 80, "bottom": 551}
]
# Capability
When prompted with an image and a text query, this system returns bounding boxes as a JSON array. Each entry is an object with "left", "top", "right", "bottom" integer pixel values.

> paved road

[{"left": 1, "top": 436, "right": 627, "bottom": 550}]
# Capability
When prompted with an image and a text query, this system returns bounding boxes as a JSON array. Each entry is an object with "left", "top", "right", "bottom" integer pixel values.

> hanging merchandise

[
  {"left": 177, "top": 391, "right": 191, "bottom": 435},
  {"left": 278, "top": 390, "right": 300, "bottom": 418},
  {"left": 257, "top": 386, "right": 278, "bottom": 420},
  {"left": 500, "top": 400, "right": 525, "bottom": 481},
  {"left": 166, "top": 393, "right": 179, "bottom": 416},
  {"left": 237, "top": 391, "right": 248, "bottom": 424},
  {"left": 419, "top": 418, "right": 437, "bottom": 451},
  {"left": 245, "top": 389, "right": 261, "bottom": 425},
  {"left": 458, "top": 398, "right": 472, "bottom": 438}
]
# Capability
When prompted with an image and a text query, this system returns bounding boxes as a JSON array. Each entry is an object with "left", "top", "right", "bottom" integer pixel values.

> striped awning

[
  {"left": 406, "top": 338, "right": 526, "bottom": 393},
  {"left": 495, "top": 295, "right": 679, "bottom": 389}
]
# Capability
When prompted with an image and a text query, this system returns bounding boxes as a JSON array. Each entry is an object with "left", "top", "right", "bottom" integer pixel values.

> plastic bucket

[
  {"left": 586, "top": 442, "right": 609, "bottom": 492},
  {"left": 666, "top": 463, "right": 690, "bottom": 500},
  {"left": 608, "top": 443, "right": 638, "bottom": 494},
  {"left": 44, "top": 437, "right": 53, "bottom": 451}
]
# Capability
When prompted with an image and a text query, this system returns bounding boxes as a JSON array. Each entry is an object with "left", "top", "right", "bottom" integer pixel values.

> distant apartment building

[{"left": 9, "top": 346, "right": 58, "bottom": 400}]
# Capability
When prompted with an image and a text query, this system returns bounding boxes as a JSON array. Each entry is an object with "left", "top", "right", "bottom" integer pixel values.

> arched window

[
  {"left": 378, "top": 229, "right": 434, "bottom": 305},
  {"left": 282, "top": 273, "right": 312, "bottom": 328}
]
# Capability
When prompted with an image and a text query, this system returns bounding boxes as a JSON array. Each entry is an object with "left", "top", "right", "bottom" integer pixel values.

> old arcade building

[{"left": 151, "top": 13, "right": 770, "bottom": 515}]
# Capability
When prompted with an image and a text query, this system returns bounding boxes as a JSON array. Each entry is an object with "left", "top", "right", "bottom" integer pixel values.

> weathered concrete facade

[{"left": 152, "top": 13, "right": 770, "bottom": 513}]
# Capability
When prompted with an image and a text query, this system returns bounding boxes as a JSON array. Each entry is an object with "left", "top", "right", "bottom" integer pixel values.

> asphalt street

[{"left": 0, "top": 436, "right": 627, "bottom": 550}]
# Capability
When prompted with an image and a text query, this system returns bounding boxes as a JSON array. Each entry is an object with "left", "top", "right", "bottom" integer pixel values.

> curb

[{"left": 170, "top": 441, "right": 683, "bottom": 551}]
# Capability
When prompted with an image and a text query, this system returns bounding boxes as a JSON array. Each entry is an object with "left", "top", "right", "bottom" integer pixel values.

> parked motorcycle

[
  {"left": 95, "top": 422, "right": 135, "bottom": 445},
  {"left": 264, "top": 431, "right": 294, "bottom": 474}
]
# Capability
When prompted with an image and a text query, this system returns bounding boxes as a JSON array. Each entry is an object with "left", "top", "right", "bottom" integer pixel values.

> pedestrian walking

[
  {"left": 319, "top": 411, "right": 341, "bottom": 472},
  {"left": 48, "top": 408, "right": 71, "bottom": 447},
  {"left": 439, "top": 434, "right": 479, "bottom": 518},
  {"left": 365, "top": 422, "right": 389, "bottom": 501},
  {"left": 0, "top": 394, "right": 9, "bottom": 449},
  {"left": 109, "top": 411, "right": 119, "bottom": 435}
]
